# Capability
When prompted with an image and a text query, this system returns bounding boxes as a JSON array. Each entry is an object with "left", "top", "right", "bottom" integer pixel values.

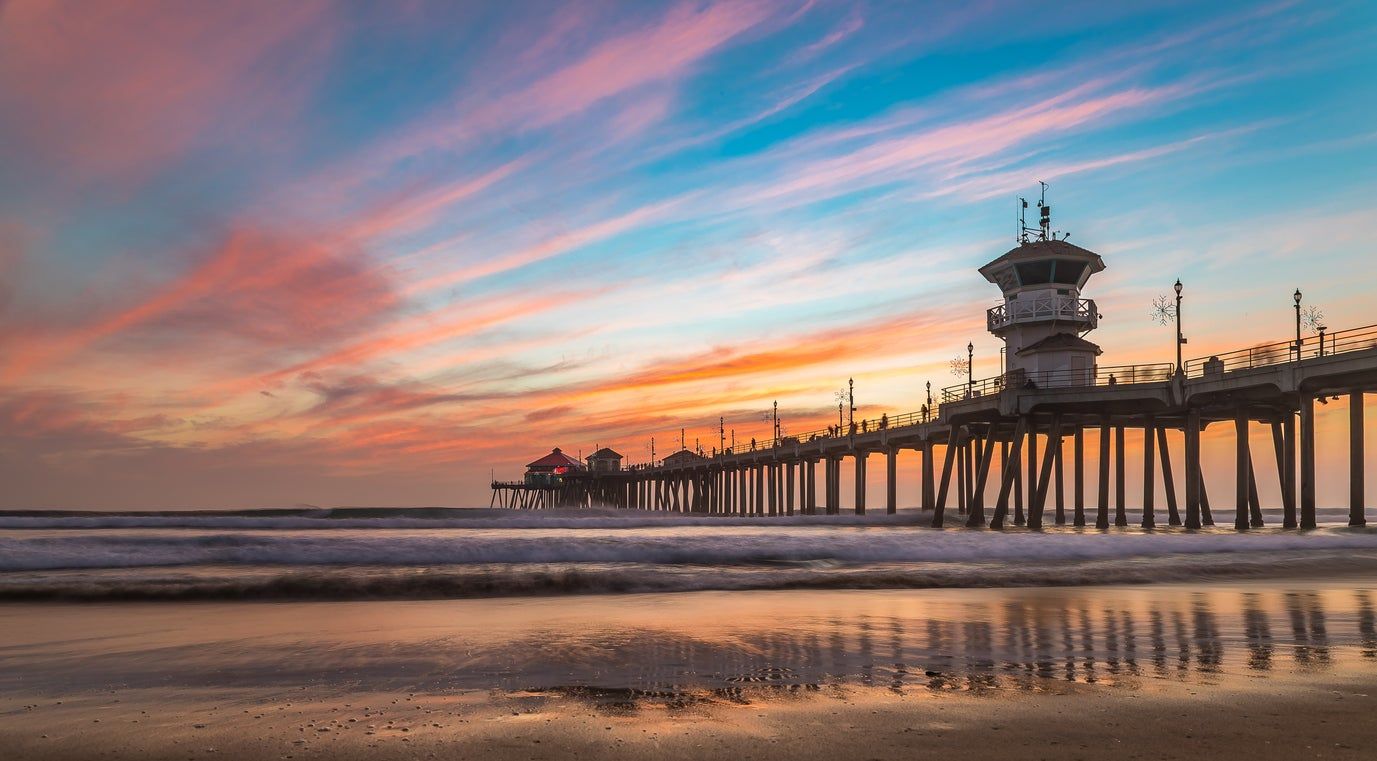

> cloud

[
  {"left": 1, "top": 227, "right": 402, "bottom": 380},
  {"left": 0, "top": 0, "right": 335, "bottom": 187}
]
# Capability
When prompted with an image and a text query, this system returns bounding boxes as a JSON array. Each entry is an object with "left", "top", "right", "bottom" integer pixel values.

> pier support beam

[
  {"left": 1274, "top": 419, "right": 1296, "bottom": 528},
  {"left": 1186, "top": 412, "right": 1202, "bottom": 529},
  {"left": 886, "top": 448, "right": 898, "bottom": 514},
  {"left": 787, "top": 459, "right": 798, "bottom": 514},
  {"left": 760, "top": 462, "right": 771, "bottom": 517},
  {"left": 1020, "top": 425, "right": 1035, "bottom": 526},
  {"left": 855, "top": 453, "right": 867, "bottom": 515},
  {"left": 1074, "top": 426, "right": 1085, "bottom": 527},
  {"left": 1236, "top": 410, "right": 1251, "bottom": 531},
  {"left": 1142, "top": 415, "right": 1156, "bottom": 528},
  {"left": 1352, "top": 392, "right": 1367, "bottom": 527},
  {"left": 1030, "top": 415, "right": 1063, "bottom": 529},
  {"left": 933, "top": 428, "right": 960, "bottom": 527},
  {"left": 1248, "top": 454, "right": 1264, "bottom": 528},
  {"left": 991, "top": 417, "right": 1029, "bottom": 529},
  {"left": 1158, "top": 427, "right": 1179, "bottom": 526},
  {"left": 922, "top": 440, "right": 935, "bottom": 511},
  {"left": 768, "top": 462, "right": 779, "bottom": 516},
  {"left": 966, "top": 431, "right": 998, "bottom": 528},
  {"left": 1054, "top": 430, "right": 1066, "bottom": 525},
  {"left": 1301, "top": 395, "right": 1317, "bottom": 528},
  {"left": 1097, "top": 416, "right": 1111, "bottom": 529},
  {"left": 1115, "top": 424, "right": 1127, "bottom": 527}
]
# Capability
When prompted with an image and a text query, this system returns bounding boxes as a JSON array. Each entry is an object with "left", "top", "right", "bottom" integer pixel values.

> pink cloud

[
  {"left": 0, "top": 0, "right": 335, "bottom": 186},
  {"left": 0, "top": 227, "right": 401, "bottom": 381}
]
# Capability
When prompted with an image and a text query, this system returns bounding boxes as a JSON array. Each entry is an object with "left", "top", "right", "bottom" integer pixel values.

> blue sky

[{"left": 0, "top": 0, "right": 1374, "bottom": 508}]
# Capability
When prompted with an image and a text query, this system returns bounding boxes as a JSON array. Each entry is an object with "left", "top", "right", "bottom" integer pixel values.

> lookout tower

[{"left": 978, "top": 186, "right": 1104, "bottom": 387}]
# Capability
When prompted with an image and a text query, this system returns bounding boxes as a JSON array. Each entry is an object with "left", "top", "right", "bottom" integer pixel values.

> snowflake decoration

[
  {"left": 1301, "top": 305, "right": 1324, "bottom": 333},
  {"left": 950, "top": 357, "right": 970, "bottom": 377},
  {"left": 1149, "top": 294, "right": 1176, "bottom": 326}
]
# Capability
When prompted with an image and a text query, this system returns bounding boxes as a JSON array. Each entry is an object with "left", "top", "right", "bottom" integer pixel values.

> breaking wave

[{"left": 4, "top": 551, "right": 1377, "bottom": 602}]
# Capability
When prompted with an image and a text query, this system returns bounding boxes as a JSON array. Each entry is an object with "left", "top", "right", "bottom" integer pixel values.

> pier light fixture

[
  {"left": 1294, "top": 288, "right": 1303, "bottom": 360},
  {"left": 967, "top": 342, "right": 974, "bottom": 392},
  {"left": 1174, "top": 279, "right": 1185, "bottom": 374}
]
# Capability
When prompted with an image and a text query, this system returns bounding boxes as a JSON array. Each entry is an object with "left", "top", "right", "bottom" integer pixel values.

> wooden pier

[
  {"left": 494, "top": 324, "right": 1377, "bottom": 527},
  {"left": 493, "top": 223, "right": 1377, "bottom": 529}
]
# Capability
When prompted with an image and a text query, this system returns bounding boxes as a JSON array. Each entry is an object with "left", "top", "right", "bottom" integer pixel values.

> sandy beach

[{"left": 5, "top": 580, "right": 1377, "bottom": 760}]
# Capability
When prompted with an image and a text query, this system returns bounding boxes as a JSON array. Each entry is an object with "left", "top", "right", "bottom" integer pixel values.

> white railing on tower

[{"left": 987, "top": 295, "right": 1097, "bottom": 331}]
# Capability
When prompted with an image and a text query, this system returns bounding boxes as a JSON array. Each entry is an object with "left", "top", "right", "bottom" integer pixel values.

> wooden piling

[
  {"left": 1030, "top": 415, "right": 1063, "bottom": 529},
  {"left": 1097, "top": 416, "right": 1111, "bottom": 529},
  {"left": 966, "top": 432, "right": 999, "bottom": 528},
  {"left": 1352, "top": 392, "right": 1366, "bottom": 527},
  {"left": 1142, "top": 415, "right": 1156, "bottom": 528},
  {"left": 1185, "top": 412, "right": 1202, "bottom": 529},
  {"left": 1236, "top": 410, "right": 1250, "bottom": 531},
  {"left": 1300, "top": 394, "right": 1316, "bottom": 528},
  {"left": 1114, "top": 424, "right": 1127, "bottom": 527},
  {"left": 933, "top": 428, "right": 960, "bottom": 527},
  {"left": 1074, "top": 426, "right": 1086, "bottom": 527},
  {"left": 991, "top": 417, "right": 1029, "bottom": 529},
  {"left": 886, "top": 448, "right": 898, "bottom": 514}
]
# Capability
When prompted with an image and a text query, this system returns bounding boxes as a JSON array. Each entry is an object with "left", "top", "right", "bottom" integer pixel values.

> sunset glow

[{"left": 2, "top": 0, "right": 1375, "bottom": 509}]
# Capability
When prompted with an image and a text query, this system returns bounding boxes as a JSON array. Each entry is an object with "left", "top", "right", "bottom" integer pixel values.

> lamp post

[
  {"left": 1293, "top": 288, "right": 1303, "bottom": 360},
  {"left": 924, "top": 380, "right": 932, "bottom": 422},
  {"left": 848, "top": 378, "right": 855, "bottom": 428},
  {"left": 1174, "top": 279, "right": 1185, "bottom": 374},
  {"left": 1318, "top": 325, "right": 1327, "bottom": 357},
  {"left": 967, "top": 342, "right": 974, "bottom": 393}
]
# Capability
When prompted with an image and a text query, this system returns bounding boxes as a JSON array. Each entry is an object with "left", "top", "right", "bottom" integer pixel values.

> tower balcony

[{"left": 988, "top": 296, "right": 1097, "bottom": 333}]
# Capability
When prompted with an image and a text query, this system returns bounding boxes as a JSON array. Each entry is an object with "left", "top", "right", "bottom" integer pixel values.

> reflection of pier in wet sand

[{"left": 7, "top": 583, "right": 1376, "bottom": 708}]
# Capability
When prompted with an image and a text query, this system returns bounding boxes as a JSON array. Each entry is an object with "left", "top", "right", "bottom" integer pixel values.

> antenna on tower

[
  {"left": 1037, "top": 181, "right": 1051, "bottom": 241},
  {"left": 1019, "top": 181, "right": 1069, "bottom": 242}
]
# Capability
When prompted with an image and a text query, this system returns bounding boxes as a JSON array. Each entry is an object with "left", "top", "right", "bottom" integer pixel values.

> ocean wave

[
  {"left": 4, "top": 551, "right": 1376, "bottom": 601},
  {"left": 0, "top": 506, "right": 1359, "bottom": 531},
  {"left": 3, "top": 524, "right": 1377, "bottom": 572},
  {"left": 0, "top": 507, "right": 924, "bottom": 531}
]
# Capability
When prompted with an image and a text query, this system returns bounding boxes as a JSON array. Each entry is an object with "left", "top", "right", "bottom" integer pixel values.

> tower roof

[
  {"left": 979, "top": 239, "right": 1105, "bottom": 292},
  {"left": 588, "top": 447, "right": 623, "bottom": 459}
]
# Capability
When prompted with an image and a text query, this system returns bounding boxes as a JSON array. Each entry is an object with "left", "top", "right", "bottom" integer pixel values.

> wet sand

[{"left": 4, "top": 579, "right": 1377, "bottom": 759}]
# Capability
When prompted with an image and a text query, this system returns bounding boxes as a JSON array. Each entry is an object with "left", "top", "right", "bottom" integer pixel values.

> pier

[{"left": 493, "top": 203, "right": 1377, "bottom": 529}]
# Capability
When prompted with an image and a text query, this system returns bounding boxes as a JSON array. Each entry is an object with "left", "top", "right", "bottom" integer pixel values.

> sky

[{"left": 1, "top": 0, "right": 1375, "bottom": 510}]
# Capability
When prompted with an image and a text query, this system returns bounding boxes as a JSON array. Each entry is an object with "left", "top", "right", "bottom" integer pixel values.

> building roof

[
  {"left": 979, "top": 239, "right": 1106, "bottom": 290},
  {"left": 662, "top": 449, "right": 706, "bottom": 464},
  {"left": 587, "top": 447, "right": 623, "bottom": 459},
  {"left": 526, "top": 447, "right": 584, "bottom": 469},
  {"left": 1015, "top": 333, "right": 1103, "bottom": 356}
]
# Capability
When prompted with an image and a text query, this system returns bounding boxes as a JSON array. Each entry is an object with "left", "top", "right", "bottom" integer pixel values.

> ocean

[{"left": 4, "top": 506, "right": 1376, "bottom": 601}]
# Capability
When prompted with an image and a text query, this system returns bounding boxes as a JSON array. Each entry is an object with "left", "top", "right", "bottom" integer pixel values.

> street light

[
  {"left": 1293, "top": 288, "right": 1303, "bottom": 360},
  {"left": 967, "top": 342, "right": 974, "bottom": 392},
  {"left": 1174, "top": 279, "right": 1185, "bottom": 374},
  {"left": 848, "top": 377, "right": 855, "bottom": 427}
]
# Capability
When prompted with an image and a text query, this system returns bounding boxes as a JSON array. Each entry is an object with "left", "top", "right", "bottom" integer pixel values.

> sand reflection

[{"left": 5, "top": 583, "right": 1377, "bottom": 711}]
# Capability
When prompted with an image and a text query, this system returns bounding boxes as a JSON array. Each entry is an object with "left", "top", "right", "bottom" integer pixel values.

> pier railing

[
  {"left": 940, "top": 362, "right": 1174, "bottom": 402},
  {"left": 691, "top": 324, "right": 1377, "bottom": 464},
  {"left": 1185, "top": 323, "right": 1377, "bottom": 377},
  {"left": 720, "top": 406, "right": 944, "bottom": 457}
]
